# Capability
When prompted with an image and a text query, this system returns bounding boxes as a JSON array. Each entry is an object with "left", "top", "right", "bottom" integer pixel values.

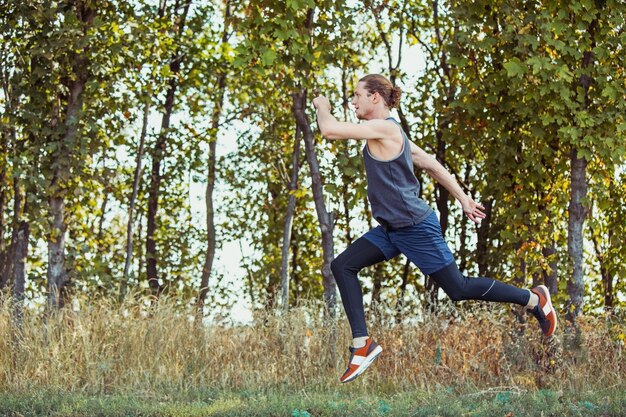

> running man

[{"left": 312, "top": 74, "right": 557, "bottom": 383}]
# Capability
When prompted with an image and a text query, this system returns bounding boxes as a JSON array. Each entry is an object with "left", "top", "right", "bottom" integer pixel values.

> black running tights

[{"left": 331, "top": 237, "right": 531, "bottom": 338}]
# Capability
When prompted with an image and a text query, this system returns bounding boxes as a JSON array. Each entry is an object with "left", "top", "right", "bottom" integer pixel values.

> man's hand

[
  {"left": 461, "top": 196, "right": 486, "bottom": 224},
  {"left": 312, "top": 95, "right": 331, "bottom": 113}
]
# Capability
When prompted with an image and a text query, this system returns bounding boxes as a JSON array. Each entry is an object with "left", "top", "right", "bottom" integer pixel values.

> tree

[
  {"left": 197, "top": 0, "right": 234, "bottom": 313},
  {"left": 230, "top": 0, "right": 366, "bottom": 313},
  {"left": 445, "top": 0, "right": 626, "bottom": 323},
  {"left": 280, "top": 130, "right": 301, "bottom": 310},
  {"left": 146, "top": 0, "right": 193, "bottom": 296}
]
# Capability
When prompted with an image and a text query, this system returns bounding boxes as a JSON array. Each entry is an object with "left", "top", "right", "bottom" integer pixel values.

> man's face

[{"left": 351, "top": 82, "right": 375, "bottom": 120}]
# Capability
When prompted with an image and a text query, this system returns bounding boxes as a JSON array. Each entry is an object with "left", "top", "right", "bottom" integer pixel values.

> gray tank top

[{"left": 362, "top": 118, "right": 433, "bottom": 230}]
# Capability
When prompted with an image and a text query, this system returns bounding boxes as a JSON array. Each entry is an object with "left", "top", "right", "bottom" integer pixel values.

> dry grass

[{"left": 0, "top": 295, "right": 623, "bottom": 398}]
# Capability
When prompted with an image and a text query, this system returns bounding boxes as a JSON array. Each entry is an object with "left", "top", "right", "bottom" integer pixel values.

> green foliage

[{"left": 442, "top": 0, "right": 625, "bottom": 303}]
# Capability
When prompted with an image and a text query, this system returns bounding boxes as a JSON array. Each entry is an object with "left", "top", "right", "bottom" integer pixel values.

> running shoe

[
  {"left": 340, "top": 337, "right": 383, "bottom": 383},
  {"left": 530, "top": 285, "right": 558, "bottom": 337}
]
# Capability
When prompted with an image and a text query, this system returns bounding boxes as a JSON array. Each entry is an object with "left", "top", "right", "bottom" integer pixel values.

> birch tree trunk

[
  {"left": 566, "top": 18, "right": 598, "bottom": 323},
  {"left": 280, "top": 132, "right": 301, "bottom": 310},
  {"left": 567, "top": 148, "right": 588, "bottom": 321},
  {"left": 47, "top": 1, "right": 96, "bottom": 310},
  {"left": 292, "top": 90, "right": 336, "bottom": 315}
]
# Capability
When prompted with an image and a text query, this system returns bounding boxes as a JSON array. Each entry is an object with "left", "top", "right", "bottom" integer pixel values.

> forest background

[{"left": 0, "top": 0, "right": 625, "bottom": 415}]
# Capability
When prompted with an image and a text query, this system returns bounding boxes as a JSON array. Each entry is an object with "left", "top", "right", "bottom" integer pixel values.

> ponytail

[{"left": 388, "top": 86, "right": 402, "bottom": 108}]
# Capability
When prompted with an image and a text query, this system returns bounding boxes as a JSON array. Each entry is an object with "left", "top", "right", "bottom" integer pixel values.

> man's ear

[{"left": 371, "top": 92, "right": 381, "bottom": 104}]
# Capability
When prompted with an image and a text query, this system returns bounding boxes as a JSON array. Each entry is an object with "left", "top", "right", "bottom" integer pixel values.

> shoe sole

[
  {"left": 341, "top": 345, "right": 383, "bottom": 383},
  {"left": 537, "top": 285, "right": 557, "bottom": 336}
]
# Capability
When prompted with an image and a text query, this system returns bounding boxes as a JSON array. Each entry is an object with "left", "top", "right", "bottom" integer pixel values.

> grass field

[
  {"left": 1, "top": 388, "right": 625, "bottom": 416},
  {"left": 0, "top": 295, "right": 624, "bottom": 416}
]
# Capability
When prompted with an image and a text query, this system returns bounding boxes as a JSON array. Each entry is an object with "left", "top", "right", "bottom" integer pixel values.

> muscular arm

[
  {"left": 313, "top": 96, "right": 396, "bottom": 141},
  {"left": 410, "top": 141, "right": 486, "bottom": 224}
]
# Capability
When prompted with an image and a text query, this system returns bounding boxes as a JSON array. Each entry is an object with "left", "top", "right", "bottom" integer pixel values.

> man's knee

[
  {"left": 331, "top": 254, "right": 362, "bottom": 283},
  {"left": 445, "top": 287, "right": 467, "bottom": 302},
  {"left": 330, "top": 256, "right": 344, "bottom": 279},
  {"left": 430, "top": 264, "right": 468, "bottom": 302}
]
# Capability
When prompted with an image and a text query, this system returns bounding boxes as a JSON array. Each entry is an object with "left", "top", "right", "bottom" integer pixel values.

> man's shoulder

[
  {"left": 369, "top": 118, "right": 403, "bottom": 141},
  {"left": 362, "top": 118, "right": 401, "bottom": 132},
  {"left": 362, "top": 119, "right": 403, "bottom": 149}
]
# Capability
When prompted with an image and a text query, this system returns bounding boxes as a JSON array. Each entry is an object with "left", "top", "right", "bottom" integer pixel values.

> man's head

[{"left": 352, "top": 74, "right": 402, "bottom": 120}]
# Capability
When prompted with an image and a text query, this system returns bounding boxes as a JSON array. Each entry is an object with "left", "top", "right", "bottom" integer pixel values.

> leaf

[
  {"left": 261, "top": 48, "right": 277, "bottom": 66},
  {"left": 557, "top": 65, "right": 574, "bottom": 82},
  {"left": 601, "top": 85, "right": 618, "bottom": 101},
  {"left": 550, "top": 20, "right": 568, "bottom": 35},
  {"left": 531, "top": 126, "right": 545, "bottom": 139},
  {"left": 503, "top": 59, "right": 526, "bottom": 77},
  {"left": 576, "top": 147, "right": 593, "bottom": 161},
  {"left": 448, "top": 56, "right": 469, "bottom": 68}
]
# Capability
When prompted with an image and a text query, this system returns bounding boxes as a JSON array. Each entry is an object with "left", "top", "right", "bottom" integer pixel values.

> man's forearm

[
  {"left": 315, "top": 107, "right": 338, "bottom": 137},
  {"left": 411, "top": 142, "right": 484, "bottom": 222},
  {"left": 423, "top": 158, "right": 468, "bottom": 204}
]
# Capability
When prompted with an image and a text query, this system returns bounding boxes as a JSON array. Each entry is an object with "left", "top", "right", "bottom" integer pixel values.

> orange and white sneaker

[
  {"left": 530, "top": 285, "right": 558, "bottom": 337},
  {"left": 340, "top": 337, "right": 383, "bottom": 383}
]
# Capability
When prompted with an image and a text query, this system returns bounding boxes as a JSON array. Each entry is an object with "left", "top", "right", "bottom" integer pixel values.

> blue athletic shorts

[{"left": 362, "top": 211, "right": 455, "bottom": 275}]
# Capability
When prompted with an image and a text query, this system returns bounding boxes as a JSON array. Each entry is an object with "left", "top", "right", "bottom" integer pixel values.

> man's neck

[{"left": 365, "top": 108, "right": 391, "bottom": 120}]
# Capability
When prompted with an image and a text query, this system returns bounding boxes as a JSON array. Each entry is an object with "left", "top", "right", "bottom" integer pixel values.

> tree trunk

[
  {"left": 197, "top": 1, "right": 230, "bottom": 311},
  {"left": 339, "top": 67, "right": 355, "bottom": 245},
  {"left": 395, "top": 258, "right": 411, "bottom": 323},
  {"left": 238, "top": 240, "right": 258, "bottom": 310},
  {"left": 427, "top": 134, "right": 450, "bottom": 304},
  {"left": 566, "top": 16, "right": 597, "bottom": 323},
  {"left": 196, "top": 73, "right": 227, "bottom": 311},
  {"left": 567, "top": 149, "right": 587, "bottom": 321},
  {"left": 47, "top": 1, "right": 96, "bottom": 309},
  {"left": 146, "top": 83, "right": 174, "bottom": 296},
  {"left": 96, "top": 188, "right": 109, "bottom": 246},
  {"left": 458, "top": 163, "right": 471, "bottom": 271},
  {"left": 47, "top": 194, "right": 68, "bottom": 309},
  {"left": 542, "top": 242, "right": 558, "bottom": 295},
  {"left": 291, "top": 235, "right": 300, "bottom": 302},
  {"left": 341, "top": 181, "right": 353, "bottom": 244},
  {"left": 591, "top": 227, "right": 613, "bottom": 313},
  {"left": 122, "top": 98, "right": 150, "bottom": 298},
  {"left": 0, "top": 196, "right": 15, "bottom": 291},
  {"left": 476, "top": 199, "right": 493, "bottom": 277},
  {"left": 292, "top": 90, "right": 336, "bottom": 315},
  {"left": 279, "top": 131, "right": 301, "bottom": 310},
  {"left": 0, "top": 136, "right": 7, "bottom": 290},
  {"left": 371, "top": 264, "right": 383, "bottom": 305},
  {"left": 12, "top": 218, "right": 29, "bottom": 325},
  {"left": 0, "top": 49, "right": 13, "bottom": 291},
  {"left": 146, "top": 0, "right": 192, "bottom": 297},
  {"left": 601, "top": 265, "right": 614, "bottom": 312},
  {"left": 1, "top": 179, "right": 22, "bottom": 291},
  {"left": 10, "top": 151, "right": 33, "bottom": 320}
]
